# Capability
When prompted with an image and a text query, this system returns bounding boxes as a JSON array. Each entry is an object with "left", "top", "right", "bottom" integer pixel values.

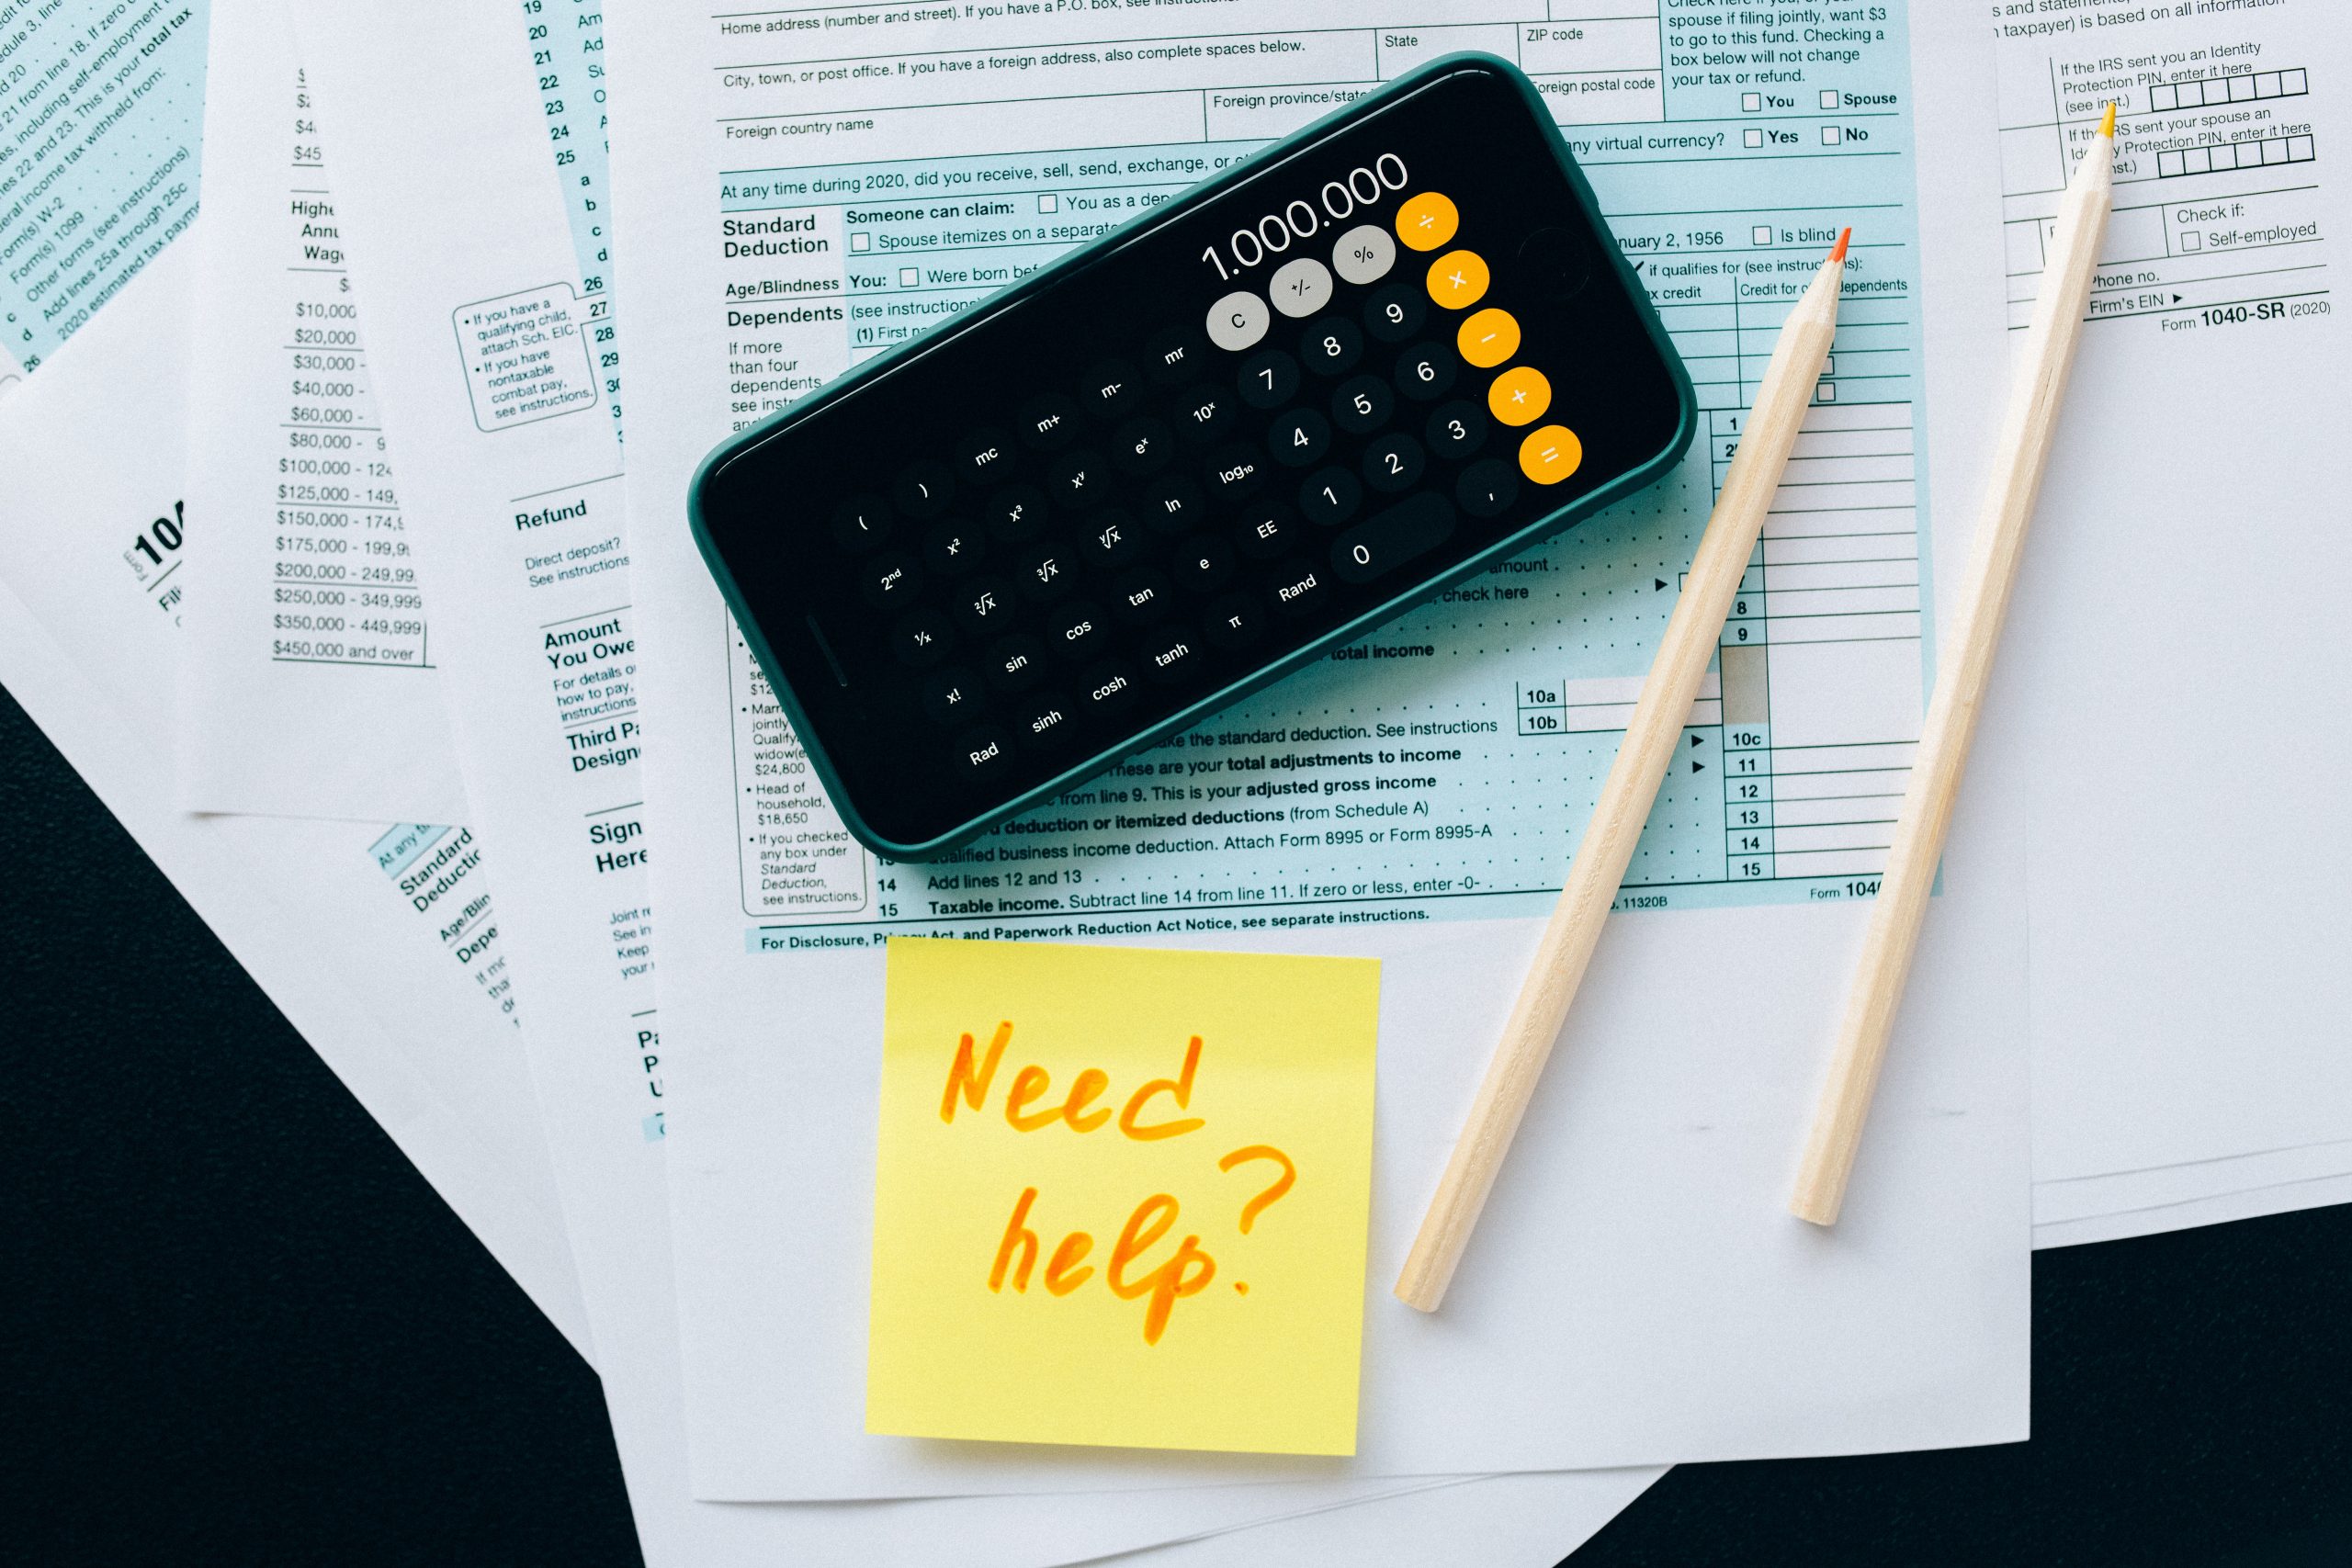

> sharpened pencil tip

[
  {"left": 2098, "top": 102, "right": 2116, "bottom": 138},
  {"left": 1828, "top": 228, "right": 1850, "bottom": 264}
]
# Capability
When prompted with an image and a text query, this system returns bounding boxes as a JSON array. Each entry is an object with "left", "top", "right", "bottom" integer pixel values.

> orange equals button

[{"left": 1519, "top": 423, "right": 1582, "bottom": 485}]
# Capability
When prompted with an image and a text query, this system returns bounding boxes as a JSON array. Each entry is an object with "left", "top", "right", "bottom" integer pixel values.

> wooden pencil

[
  {"left": 1395, "top": 230, "right": 1852, "bottom": 1313},
  {"left": 1789, "top": 106, "right": 2117, "bottom": 1226}
]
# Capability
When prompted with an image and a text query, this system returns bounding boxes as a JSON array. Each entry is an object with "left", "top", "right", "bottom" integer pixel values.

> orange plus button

[
  {"left": 1456, "top": 307, "right": 1521, "bottom": 367},
  {"left": 1425, "top": 249, "right": 1488, "bottom": 310},
  {"left": 1519, "top": 423, "right": 1583, "bottom": 485},
  {"left": 1487, "top": 366, "right": 1552, "bottom": 425},
  {"left": 1395, "top": 191, "right": 1459, "bottom": 251}
]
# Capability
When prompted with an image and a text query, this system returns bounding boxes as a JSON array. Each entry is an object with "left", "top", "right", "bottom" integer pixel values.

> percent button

[{"left": 1332, "top": 223, "right": 1396, "bottom": 284}]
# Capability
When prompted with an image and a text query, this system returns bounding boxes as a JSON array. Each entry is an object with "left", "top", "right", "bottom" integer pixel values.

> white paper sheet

[
  {"left": 284, "top": 2, "right": 1589, "bottom": 1559},
  {"left": 1992, "top": 0, "right": 2352, "bottom": 1236},
  {"left": 1102, "top": 1468, "right": 1661, "bottom": 1568},
  {"left": 610, "top": 0, "right": 2029, "bottom": 1500},
  {"left": 175, "top": 2, "right": 469, "bottom": 823},
  {"left": 0, "top": 245, "right": 590, "bottom": 1361}
]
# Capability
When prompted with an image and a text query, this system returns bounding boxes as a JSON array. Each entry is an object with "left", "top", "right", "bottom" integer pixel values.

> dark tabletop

[{"left": 6, "top": 684, "right": 2348, "bottom": 1567}]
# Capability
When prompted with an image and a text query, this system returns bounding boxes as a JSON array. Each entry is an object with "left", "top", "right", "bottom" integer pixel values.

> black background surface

[{"left": 6, "top": 683, "right": 2349, "bottom": 1566}]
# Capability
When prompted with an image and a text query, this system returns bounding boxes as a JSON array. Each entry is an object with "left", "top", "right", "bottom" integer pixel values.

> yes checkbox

[{"left": 1744, "top": 128, "right": 1763, "bottom": 148}]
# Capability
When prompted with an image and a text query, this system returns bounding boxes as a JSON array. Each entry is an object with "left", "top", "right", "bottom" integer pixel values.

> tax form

[
  {"left": 0, "top": 243, "right": 589, "bottom": 1360},
  {"left": 173, "top": 1, "right": 469, "bottom": 824},
  {"left": 288, "top": 2, "right": 1584, "bottom": 1559},
  {"left": 611, "top": 0, "right": 2028, "bottom": 1497},
  {"left": 0, "top": 0, "right": 206, "bottom": 397},
  {"left": 1988, "top": 0, "right": 2352, "bottom": 1244}
]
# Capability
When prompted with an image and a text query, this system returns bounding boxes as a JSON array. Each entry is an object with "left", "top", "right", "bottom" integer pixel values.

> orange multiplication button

[
  {"left": 1425, "top": 249, "right": 1488, "bottom": 310},
  {"left": 1487, "top": 366, "right": 1552, "bottom": 425},
  {"left": 1455, "top": 307, "right": 1520, "bottom": 367},
  {"left": 1394, "top": 191, "right": 1459, "bottom": 251},
  {"left": 1519, "top": 423, "right": 1583, "bottom": 484}
]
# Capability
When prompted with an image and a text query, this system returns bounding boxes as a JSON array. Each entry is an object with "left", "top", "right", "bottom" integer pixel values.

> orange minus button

[
  {"left": 1456, "top": 307, "right": 1520, "bottom": 367},
  {"left": 1518, "top": 423, "right": 1583, "bottom": 485}
]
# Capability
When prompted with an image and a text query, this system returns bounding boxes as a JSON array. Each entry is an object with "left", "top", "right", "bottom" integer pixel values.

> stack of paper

[{"left": 0, "top": 0, "right": 2341, "bottom": 1560}]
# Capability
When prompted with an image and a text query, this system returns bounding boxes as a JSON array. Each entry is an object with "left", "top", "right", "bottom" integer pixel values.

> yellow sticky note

[{"left": 866, "top": 937, "right": 1381, "bottom": 1456}]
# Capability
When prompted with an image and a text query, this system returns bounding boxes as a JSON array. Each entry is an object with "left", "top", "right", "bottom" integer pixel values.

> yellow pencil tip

[
  {"left": 2098, "top": 102, "right": 2116, "bottom": 137},
  {"left": 1828, "top": 227, "right": 1850, "bottom": 264}
]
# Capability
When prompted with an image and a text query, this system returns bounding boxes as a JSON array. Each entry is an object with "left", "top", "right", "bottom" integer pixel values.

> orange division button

[
  {"left": 1425, "top": 249, "right": 1489, "bottom": 310},
  {"left": 1395, "top": 191, "right": 1459, "bottom": 251},
  {"left": 1456, "top": 307, "right": 1521, "bottom": 367},
  {"left": 1519, "top": 423, "right": 1583, "bottom": 485},
  {"left": 1487, "top": 366, "right": 1552, "bottom": 425}
]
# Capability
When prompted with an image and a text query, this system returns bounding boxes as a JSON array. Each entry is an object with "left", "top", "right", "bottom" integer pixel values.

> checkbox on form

[
  {"left": 850, "top": 232, "right": 871, "bottom": 253},
  {"left": 1753, "top": 225, "right": 1774, "bottom": 246},
  {"left": 1742, "top": 92, "right": 1762, "bottom": 112},
  {"left": 899, "top": 266, "right": 920, "bottom": 287},
  {"left": 1037, "top": 193, "right": 1057, "bottom": 212},
  {"left": 1745, "top": 128, "right": 1763, "bottom": 148}
]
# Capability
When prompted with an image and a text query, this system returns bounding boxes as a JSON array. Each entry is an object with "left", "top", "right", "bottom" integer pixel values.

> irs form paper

[
  {"left": 173, "top": 2, "right": 470, "bottom": 824},
  {"left": 608, "top": 0, "right": 2030, "bottom": 1498},
  {"left": 1990, "top": 0, "right": 2352, "bottom": 1243},
  {"left": 0, "top": 243, "right": 591, "bottom": 1361},
  {"left": 0, "top": 0, "right": 206, "bottom": 399},
  {"left": 289, "top": 2, "right": 1617, "bottom": 1559}
]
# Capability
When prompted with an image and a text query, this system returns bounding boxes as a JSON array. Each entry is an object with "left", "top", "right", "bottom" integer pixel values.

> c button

[{"left": 1206, "top": 290, "right": 1271, "bottom": 352}]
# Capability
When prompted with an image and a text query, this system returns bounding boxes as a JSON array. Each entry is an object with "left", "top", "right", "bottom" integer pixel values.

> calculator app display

[{"left": 691, "top": 56, "right": 1694, "bottom": 859}]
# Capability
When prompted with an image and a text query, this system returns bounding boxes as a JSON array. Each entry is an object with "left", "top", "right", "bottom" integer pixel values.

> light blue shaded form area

[
  {"left": 524, "top": 0, "right": 622, "bottom": 433},
  {"left": 718, "top": 15, "right": 1939, "bottom": 940},
  {"left": 368, "top": 821, "right": 452, "bottom": 881},
  {"left": 0, "top": 0, "right": 209, "bottom": 375}
]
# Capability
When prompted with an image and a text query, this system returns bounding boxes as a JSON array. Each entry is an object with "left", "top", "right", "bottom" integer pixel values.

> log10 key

[{"left": 688, "top": 53, "right": 1695, "bottom": 860}]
